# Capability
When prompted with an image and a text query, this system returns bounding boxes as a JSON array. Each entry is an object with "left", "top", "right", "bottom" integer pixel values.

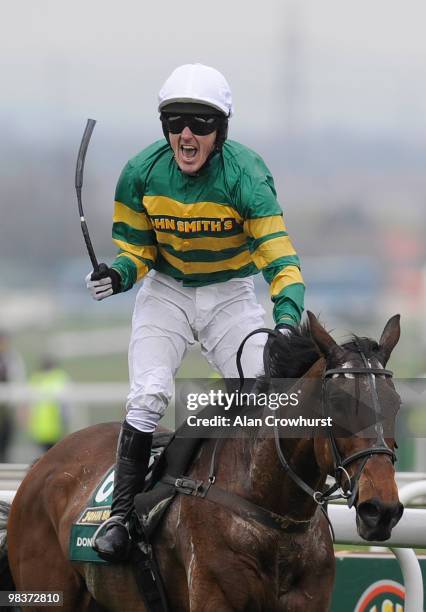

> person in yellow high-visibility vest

[{"left": 28, "top": 356, "right": 69, "bottom": 453}]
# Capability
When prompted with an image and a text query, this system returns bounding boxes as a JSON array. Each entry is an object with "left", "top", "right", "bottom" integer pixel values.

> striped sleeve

[
  {"left": 240, "top": 165, "right": 305, "bottom": 325},
  {"left": 110, "top": 163, "right": 158, "bottom": 291}
]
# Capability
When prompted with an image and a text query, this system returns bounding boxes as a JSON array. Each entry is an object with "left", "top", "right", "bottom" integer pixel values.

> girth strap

[
  {"left": 132, "top": 544, "right": 170, "bottom": 612},
  {"left": 160, "top": 474, "right": 309, "bottom": 534}
]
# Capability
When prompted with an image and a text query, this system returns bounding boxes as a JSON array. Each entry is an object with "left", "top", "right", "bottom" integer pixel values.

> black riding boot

[{"left": 93, "top": 421, "right": 152, "bottom": 562}]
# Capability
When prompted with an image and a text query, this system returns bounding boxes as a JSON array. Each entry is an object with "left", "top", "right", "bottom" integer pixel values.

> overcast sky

[{"left": 2, "top": 0, "right": 426, "bottom": 143}]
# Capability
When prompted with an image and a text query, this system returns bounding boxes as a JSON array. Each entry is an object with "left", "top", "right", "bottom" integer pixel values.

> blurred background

[{"left": 0, "top": 0, "right": 425, "bottom": 466}]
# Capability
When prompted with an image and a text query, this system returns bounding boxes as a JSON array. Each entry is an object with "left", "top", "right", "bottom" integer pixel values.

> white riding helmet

[{"left": 158, "top": 63, "right": 234, "bottom": 117}]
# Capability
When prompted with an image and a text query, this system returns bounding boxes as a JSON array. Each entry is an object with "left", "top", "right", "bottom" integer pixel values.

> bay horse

[{"left": 2, "top": 312, "right": 403, "bottom": 611}]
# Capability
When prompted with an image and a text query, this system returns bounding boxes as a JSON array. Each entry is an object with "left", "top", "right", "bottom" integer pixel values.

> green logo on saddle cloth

[
  {"left": 69, "top": 438, "right": 168, "bottom": 563},
  {"left": 69, "top": 466, "right": 115, "bottom": 563}
]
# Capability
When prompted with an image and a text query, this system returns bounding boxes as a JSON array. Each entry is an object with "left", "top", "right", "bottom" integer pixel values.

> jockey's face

[{"left": 169, "top": 126, "right": 217, "bottom": 174}]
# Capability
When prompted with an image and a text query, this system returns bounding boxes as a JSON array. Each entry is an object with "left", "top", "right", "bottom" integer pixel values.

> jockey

[{"left": 87, "top": 63, "right": 305, "bottom": 561}]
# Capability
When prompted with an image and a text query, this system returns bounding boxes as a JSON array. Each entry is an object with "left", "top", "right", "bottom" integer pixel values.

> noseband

[{"left": 236, "top": 329, "right": 396, "bottom": 509}]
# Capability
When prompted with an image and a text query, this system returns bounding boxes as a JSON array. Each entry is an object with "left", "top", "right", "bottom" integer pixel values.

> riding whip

[{"left": 75, "top": 118, "right": 99, "bottom": 272}]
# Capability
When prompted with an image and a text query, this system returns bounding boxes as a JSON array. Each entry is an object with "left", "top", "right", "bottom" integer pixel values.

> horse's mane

[
  {"left": 266, "top": 324, "right": 381, "bottom": 380},
  {"left": 267, "top": 321, "right": 319, "bottom": 379}
]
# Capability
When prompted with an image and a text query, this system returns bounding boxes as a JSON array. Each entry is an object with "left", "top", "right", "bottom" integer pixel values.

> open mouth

[{"left": 180, "top": 145, "right": 198, "bottom": 160}]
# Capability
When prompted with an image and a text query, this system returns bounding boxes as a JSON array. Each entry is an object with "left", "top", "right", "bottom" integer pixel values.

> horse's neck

[{"left": 247, "top": 359, "right": 327, "bottom": 521}]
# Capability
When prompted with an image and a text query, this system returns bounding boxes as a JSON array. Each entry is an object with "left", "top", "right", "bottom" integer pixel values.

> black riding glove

[{"left": 85, "top": 263, "right": 122, "bottom": 301}]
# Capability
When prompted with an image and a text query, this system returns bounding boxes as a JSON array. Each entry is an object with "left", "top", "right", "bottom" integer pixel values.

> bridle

[
  {"left": 319, "top": 344, "right": 396, "bottom": 507},
  {"left": 236, "top": 329, "right": 397, "bottom": 509},
  {"left": 163, "top": 327, "right": 398, "bottom": 538}
]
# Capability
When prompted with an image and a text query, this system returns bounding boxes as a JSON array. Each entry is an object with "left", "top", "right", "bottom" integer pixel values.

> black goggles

[{"left": 161, "top": 113, "right": 220, "bottom": 136}]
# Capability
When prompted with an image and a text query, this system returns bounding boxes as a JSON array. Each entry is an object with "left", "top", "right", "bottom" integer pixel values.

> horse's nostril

[
  {"left": 357, "top": 501, "right": 381, "bottom": 527},
  {"left": 358, "top": 499, "right": 404, "bottom": 530}
]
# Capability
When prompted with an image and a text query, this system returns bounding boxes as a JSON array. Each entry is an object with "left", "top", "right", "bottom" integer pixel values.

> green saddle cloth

[
  {"left": 69, "top": 433, "right": 172, "bottom": 563},
  {"left": 69, "top": 466, "right": 115, "bottom": 563}
]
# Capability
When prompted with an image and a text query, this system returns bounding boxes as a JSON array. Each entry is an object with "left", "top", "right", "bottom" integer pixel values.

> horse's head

[{"left": 308, "top": 311, "right": 404, "bottom": 541}]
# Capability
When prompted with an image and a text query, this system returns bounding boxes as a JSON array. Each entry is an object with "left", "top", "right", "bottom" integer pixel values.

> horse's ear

[
  {"left": 378, "top": 314, "right": 400, "bottom": 365},
  {"left": 307, "top": 311, "right": 343, "bottom": 359}
]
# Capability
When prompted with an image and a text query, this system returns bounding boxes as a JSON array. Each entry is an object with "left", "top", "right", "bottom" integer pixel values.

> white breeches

[{"left": 126, "top": 271, "right": 266, "bottom": 432}]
